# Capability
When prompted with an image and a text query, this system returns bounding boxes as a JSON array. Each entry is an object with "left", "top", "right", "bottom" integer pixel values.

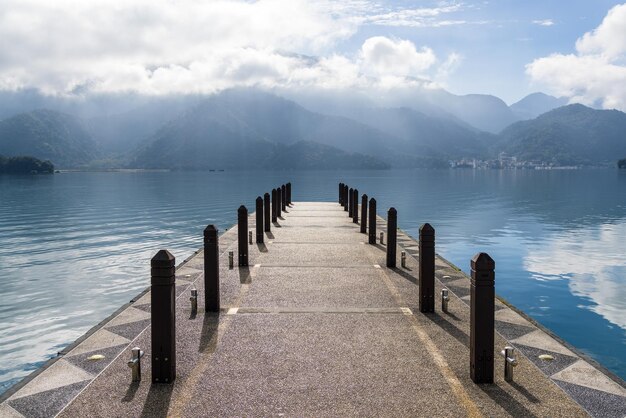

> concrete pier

[{"left": 1, "top": 202, "right": 625, "bottom": 417}]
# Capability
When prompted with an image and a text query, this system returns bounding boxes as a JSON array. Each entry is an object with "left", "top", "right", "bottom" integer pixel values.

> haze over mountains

[{"left": 0, "top": 87, "right": 624, "bottom": 169}]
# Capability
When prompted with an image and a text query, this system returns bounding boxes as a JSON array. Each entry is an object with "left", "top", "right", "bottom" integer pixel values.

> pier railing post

[
  {"left": 271, "top": 189, "right": 277, "bottom": 222},
  {"left": 339, "top": 183, "right": 343, "bottom": 205},
  {"left": 264, "top": 193, "right": 271, "bottom": 232},
  {"left": 151, "top": 250, "right": 176, "bottom": 383},
  {"left": 386, "top": 208, "right": 397, "bottom": 267},
  {"left": 287, "top": 182, "right": 292, "bottom": 205},
  {"left": 344, "top": 185, "right": 349, "bottom": 212},
  {"left": 419, "top": 223, "right": 435, "bottom": 313},
  {"left": 368, "top": 198, "right": 377, "bottom": 244},
  {"left": 204, "top": 225, "right": 220, "bottom": 312},
  {"left": 256, "top": 196, "right": 264, "bottom": 244},
  {"left": 360, "top": 194, "right": 368, "bottom": 233},
  {"left": 353, "top": 189, "right": 359, "bottom": 223},
  {"left": 470, "top": 252, "right": 495, "bottom": 384},
  {"left": 277, "top": 186, "right": 282, "bottom": 218},
  {"left": 281, "top": 185, "right": 286, "bottom": 211},
  {"left": 238, "top": 205, "right": 249, "bottom": 266},
  {"left": 348, "top": 188, "right": 353, "bottom": 217}
]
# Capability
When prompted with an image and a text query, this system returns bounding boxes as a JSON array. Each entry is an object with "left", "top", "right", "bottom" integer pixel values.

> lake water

[{"left": 0, "top": 169, "right": 625, "bottom": 393}]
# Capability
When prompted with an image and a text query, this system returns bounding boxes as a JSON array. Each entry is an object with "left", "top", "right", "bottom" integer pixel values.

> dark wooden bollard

[
  {"left": 368, "top": 198, "right": 377, "bottom": 244},
  {"left": 470, "top": 253, "right": 495, "bottom": 384},
  {"left": 287, "top": 182, "right": 292, "bottom": 205},
  {"left": 419, "top": 223, "right": 435, "bottom": 313},
  {"left": 151, "top": 250, "right": 176, "bottom": 383},
  {"left": 353, "top": 189, "right": 359, "bottom": 223},
  {"left": 348, "top": 188, "right": 353, "bottom": 217},
  {"left": 344, "top": 185, "right": 349, "bottom": 212},
  {"left": 360, "top": 194, "right": 368, "bottom": 233},
  {"left": 204, "top": 226, "right": 220, "bottom": 312},
  {"left": 276, "top": 186, "right": 282, "bottom": 218},
  {"left": 238, "top": 205, "right": 248, "bottom": 266},
  {"left": 256, "top": 196, "right": 264, "bottom": 244},
  {"left": 281, "top": 185, "right": 286, "bottom": 211},
  {"left": 264, "top": 193, "right": 271, "bottom": 232},
  {"left": 271, "top": 189, "right": 277, "bottom": 223},
  {"left": 386, "top": 208, "right": 397, "bottom": 267},
  {"left": 339, "top": 183, "right": 344, "bottom": 205}
]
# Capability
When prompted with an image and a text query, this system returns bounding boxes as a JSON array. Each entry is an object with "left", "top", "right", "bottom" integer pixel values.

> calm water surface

[{"left": 0, "top": 169, "right": 625, "bottom": 393}]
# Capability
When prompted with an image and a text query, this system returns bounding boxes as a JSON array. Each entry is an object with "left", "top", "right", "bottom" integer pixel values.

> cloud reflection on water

[{"left": 524, "top": 221, "right": 626, "bottom": 330}]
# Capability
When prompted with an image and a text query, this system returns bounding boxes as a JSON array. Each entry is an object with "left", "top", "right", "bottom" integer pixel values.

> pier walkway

[{"left": 2, "top": 201, "right": 625, "bottom": 417}]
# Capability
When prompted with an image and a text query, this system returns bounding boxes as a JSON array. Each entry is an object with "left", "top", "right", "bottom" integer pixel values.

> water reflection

[
  {"left": 524, "top": 221, "right": 626, "bottom": 329},
  {"left": 0, "top": 169, "right": 624, "bottom": 392}
]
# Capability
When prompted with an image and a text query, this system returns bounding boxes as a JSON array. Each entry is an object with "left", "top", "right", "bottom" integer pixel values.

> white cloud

[
  {"left": 0, "top": 0, "right": 462, "bottom": 95},
  {"left": 436, "top": 52, "right": 463, "bottom": 80},
  {"left": 527, "top": 4, "right": 626, "bottom": 110},
  {"left": 360, "top": 36, "right": 437, "bottom": 76},
  {"left": 576, "top": 5, "right": 626, "bottom": 58},
  {"left": 532, "top": 19, "right": 555, "bottom": 27},
  {"left": 359, "top": 4, "right": 467, "bottom": 27}
]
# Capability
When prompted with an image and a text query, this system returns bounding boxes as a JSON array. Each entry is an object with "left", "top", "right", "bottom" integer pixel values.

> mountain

[
  {"left": 285, "top": 86, "right": 519, "bottom": 133},
  {"left": 191, "top": 90, "right": 412, "bottom": 157},
  {"left": 131, "top": 90, "right": 438, "bottom": 169},
  {"left": 510, "top": 93, "right": 569, "bottom": 120},
  {"left": 131, "top": 114, "right": 389, "bottom": 170},
  {"left": 131, "top": 112, "right": 274, "bottom": 169},
  {"left": 0, "top": 109, "right": 99, "bottom": 168},
  {"left": 130, "top": 93, "right": 393, "bottom": 170},
  {"left": 497, "top": 104, "right": 626, "bottom": 165},
  {"left": 267, "top": 141, "right": 389, "bottom": 170},
  {"left": 341, "top": 106, "right": 495, "bottom": 159},
  {"left": 428, "top": 92, "right": 520, "bottom": 134},
  {"left": 5, "top": 90, "right": 623, "bottom": 170},
  {"left": 84, "top": 97, "right": 201, "bottom": 155}
]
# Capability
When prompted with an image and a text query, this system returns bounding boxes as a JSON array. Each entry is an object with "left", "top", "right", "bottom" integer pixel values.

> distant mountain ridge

[
  {"left": 0, "top": 109, "right": 99, "bottom": 168},
  {"left": 342, "top": 106, "right": 494, "bottom": 159},
  {"left": 497, "top": 104, "right": 626, "bottom": 165},
  {"left": 432, "top": 93, "right": 519, "bottom": 133},
  {"left": 510, "top": 93, "right": 569, "bottom": 120},
  {"left": 129, "top": 93, "right": 395, "bottom": 170},
  {"left": 1, "top": 90, "right": 625, "bottom": 169}
]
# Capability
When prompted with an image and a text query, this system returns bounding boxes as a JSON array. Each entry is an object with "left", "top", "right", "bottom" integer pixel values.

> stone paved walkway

[{"left": 2, "top": 201, "right": 625, "bottom": 417}]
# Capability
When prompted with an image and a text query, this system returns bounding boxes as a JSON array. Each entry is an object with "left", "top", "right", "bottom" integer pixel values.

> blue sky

[
  {"left": 0, "top": 0, "right": 624, "bottom": 108},
  {"left": 336, "top": 0, "right": 624, "bottom": 102}
]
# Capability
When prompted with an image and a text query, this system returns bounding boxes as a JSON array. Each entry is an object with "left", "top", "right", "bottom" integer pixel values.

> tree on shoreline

[
  {"left": 619, "top": 158, "right": 626, "bottom": 169},
  {"left": 0, "top": 156, "right": 54, "bottom": 174}
]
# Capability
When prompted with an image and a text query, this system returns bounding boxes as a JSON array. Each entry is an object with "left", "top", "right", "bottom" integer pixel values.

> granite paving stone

[
  {"left": 555, "top": 380, "right": 626, "bottom": 418},
  {"left": 105, "top": 318, "right": 151, "bottom": 342},
  {"left": 513, "top": 344, "right": 580, "bottom": 376},
  {"left": 64, "top": 328, "right": 130, "bottom": 357},
  {"left": 552, "top": 360, "right": 626, "bottom": 397},
  {"left": 65, "top": 344, "right": 130, "bottom": 375},
  {"left": 495, "top": 320, "right": 536, "bottom": 341},
  {"left": 8, "top": 381, "right": 90, "bottom": 418},
  {"left": 446, "top": 283, "right": 471, "bottom": 299},
  {"left": 0, "top": 404, "right": 23, "bottom": 418},
  {"left": 7, "top": 360, "right": 92, "bottom": 400},
  {"left": 511, "top": 329, "right": 578, "bottom": 356},
  {"left": 105, "top": 306, "right": 151, "bottom": 327}
]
